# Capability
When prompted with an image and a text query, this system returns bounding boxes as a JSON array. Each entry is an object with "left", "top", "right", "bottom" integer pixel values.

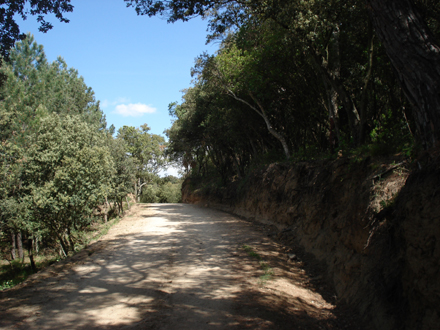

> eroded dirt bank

[
  {"left": 0, "top": 204, "right": 364, "bottom": 329},
  {"left": 182, "top": 155, "right": 440, "bottom": 329}
]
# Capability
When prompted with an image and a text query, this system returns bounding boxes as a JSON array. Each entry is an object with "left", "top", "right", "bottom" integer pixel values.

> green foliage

[
  {"left": 0, "top": 34, "right": 106, "bottom": 141},
  {"left": 20, "top": 114, "right": 114, "bottom": 250},
  {"left": 0, "top": 32, "right": 176, "bottom": 267},
  {"left": 142, "top": 0, "right": 421, "bottom": 190},
  {"left": 78, "top": 216, "right": 121, "bottom": 252},
  {"left": 0, "top": 215, "right": 121, "bottom": 290},
  {"left": 368, "top": 109, "right": 413, "bottom": 156},
  {"left": 117, "top": 124, "right": 167, "bottom": 201},
  {"left": 242, "top": 244, "right": 274, "bottom": 285},
  {"left": 140, "top": 176, "right": 183, "bottom": 203},
  {"left": 0, "top": 35, "right": 117, "bottom": 258},
  {"left": 0, "top": 260, "right": 39, "bottom": 290},
  {"left": 107, "top": 136, "right": 137, "bottom": 207},
  {"left": 243, "top": 244, "right": 262, "bottom": 260},
  {"left": 0, "top": 1, "right": 73, "bottom": 59},
  {"left": 141, "top": 184, "right": 160, "bottom": 203},
  {"left": 157, "top": 182, "right": 182, "bottom": 203},
  {"left": 258, "top": 261, "right": 275, "bottom": 285}
]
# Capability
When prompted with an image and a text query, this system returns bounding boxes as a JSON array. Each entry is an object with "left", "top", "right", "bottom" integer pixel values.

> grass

[
  {"left": 259, "top": 261, "right": 275, "bottom": 284},
  {"left": 0, "top": 216, "right": 122, "bottom": 291},
  {"left": 242, "top": 244, "right": 262, "bottom": 260},
  {"left": 242, "top": 244, "right": 274, "bottom": 285},
  {"left": 83, "top": 216, "right": 121, "bottom": 247},
  {"left": 0, "top": 254, "right": 61, "bottom": 290},
  {"left": 0, "top": 261, "right": 35, "bottom": 290}
]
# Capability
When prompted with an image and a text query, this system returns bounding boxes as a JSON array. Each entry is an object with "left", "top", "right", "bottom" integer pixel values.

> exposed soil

[
  {"left": 0, "top": 203, "right": 365, "bottom": 329},
  {"left": 182, "top": 154, "right": 440, "bottom": 329}
]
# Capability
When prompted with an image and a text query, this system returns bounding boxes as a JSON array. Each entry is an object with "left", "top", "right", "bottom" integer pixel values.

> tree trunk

[
  {"left": 366, "top": 0, "right": 440, "bottom": 148},
  {"left": 323, "top": 79, "right": 341, "bottom": 150},
  {"left": 58, "top": 235, "right": 68, "bottom": 257},
  {"left": 232, "top": 156, "right": 242, "bottom": 179},
  {"left": 34, "top": 235, "right": 39, "bottom": 254},
  {"left": 326, "top": 27, "right": 342, "bottom": 148},
  {"left": 27, "top": 237, "right": 36, "bottom": 271},
  {"left": 227, "top": 89, "right": 291, "bottom": 159},
  {"left": 134, "top": 181, "right": 138, "bottom": 202},
  {"left": 67, "top": 228, "right": 75, "bottom": 252},
  {"left": 135, "top": 178, "right": 144, "bottom": 202},
  {"left": 359, "top": 21, "right": 375, "bottom": 144},
  {"left": 136, "top": 179, "right": 148, "bottom": 203},
  {"left": 312, "top": 52, "right": 361, "bottom": 145},
  {"left": 11, "top": 231, "right": 16, "bottom": 260},
  {"left": 104, "top": 196, "right": 109, "bottom": 222},
  {"left": 17, "top": 231, "right": 24, "bottom": 261},
  {"left": 118, "top": 198, "right": 124, "bottom": 214}
]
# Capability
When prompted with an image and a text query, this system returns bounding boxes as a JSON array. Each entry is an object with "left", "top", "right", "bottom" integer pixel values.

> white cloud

[
  {"left": 114, "top": 103, "right": 157, "bottom": 117},
  {"left": 101, "top": 97, "right": 131, "bottom": 109}
]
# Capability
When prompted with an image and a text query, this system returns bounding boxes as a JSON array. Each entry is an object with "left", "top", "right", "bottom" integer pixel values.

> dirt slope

[
  {"left": 0, "top": 204, "right": 364, "bottom": 329},
  {"left": 182, "top": 155, "right": 440, "bottom": 329}
]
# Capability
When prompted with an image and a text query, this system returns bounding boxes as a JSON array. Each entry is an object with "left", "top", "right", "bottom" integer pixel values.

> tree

[
  {"left": 0, "top": 0, "right": 73, "bottom": 59},
  {"left": 107, "top": 136, "right": 137, "bottom": 216},
  {"left": 198, "top": 44, "right": 292, "bottom": 159},
  {"left": 126, "top": 1, "right": 376, "bottom": 148},
  {"left": 365, "top": 0, "right": 440, "bottom": 149},
  {"left": 22, "top": 114, "right": 114, "bottom": 254},
  {"left": 0, "top": 33, "right": 106, "bottom": 142},
  {"left": 0, "top": 35, "right": 110, "bottom": 258},
  {"left": 126, "top": 0, "right": 440, "bottom": 149},
  {"left": 117, "top": 124, "right": 166, "bottom": 201}
]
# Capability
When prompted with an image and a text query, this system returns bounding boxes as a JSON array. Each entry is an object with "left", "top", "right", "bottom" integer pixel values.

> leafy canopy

[{"left": 0, "top": 0, "right": 73, "bottom": 59}]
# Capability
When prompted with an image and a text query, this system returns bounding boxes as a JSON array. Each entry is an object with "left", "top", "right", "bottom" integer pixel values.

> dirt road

[{"left": 0, "top": 204, "right": 364, "bottom": 329}]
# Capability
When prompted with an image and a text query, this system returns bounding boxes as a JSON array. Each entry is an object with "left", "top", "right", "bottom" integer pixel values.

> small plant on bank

[
  {"left": 242, "top": 245, "right": 274, "bottom": 285},
  {"left": 0, "top": 254, "right": 61, "bottom": 290},
  {"left": 258, "top": 261, "right": 275, "bottom": 285},
  {"left": 0, "top": 215, "right": 122, "bottom": 291}
]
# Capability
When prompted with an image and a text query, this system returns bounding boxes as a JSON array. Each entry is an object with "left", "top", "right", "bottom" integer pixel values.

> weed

[
  {"left": 0, "top": 262, "right": 35, "bottom": 290},
  {"left": 258, "top": 261, "right": 275, "bottom": 285},
  {"left": 379, "top": 193, "right": 397, "bottom": 210},
  {"left": 78, "top": 216, "right": 121, "bottom": 250},
  {"left": 0, "top": 255, "right": 61, "bottom": 290},
  {"left": 243, "top": 244, "right": 262, "bottom": 260},
  {"left": 242, "top": 245, "right": 274, "bottom": 285},
  {"left": 0, "top": 216, "right": 122, "bottom": 291}
]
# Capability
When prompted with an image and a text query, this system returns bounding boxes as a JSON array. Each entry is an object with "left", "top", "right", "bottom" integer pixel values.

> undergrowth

[
  {"left": 242, "top": 244, "right": 274, "bottom": 285},
  {"left": 0, "top": 215, "right": 122, "bottom": 291},
  {"left": 0, "top": 256, "right": 61, "bottom": 291}
]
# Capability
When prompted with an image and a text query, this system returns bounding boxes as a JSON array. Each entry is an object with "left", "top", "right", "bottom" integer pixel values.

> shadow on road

[{"left": 0, "top": 203, "right": 360, "bottom": 329}]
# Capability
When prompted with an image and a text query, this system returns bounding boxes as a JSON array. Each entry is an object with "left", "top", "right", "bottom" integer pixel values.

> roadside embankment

[{"left": 182, "top": 154, "right": 440, "bottom": 329}]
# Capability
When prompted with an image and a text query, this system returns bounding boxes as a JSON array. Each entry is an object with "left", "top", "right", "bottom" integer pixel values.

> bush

[{"left": 140, "top": 179, "right": 183, "bottom": 203}]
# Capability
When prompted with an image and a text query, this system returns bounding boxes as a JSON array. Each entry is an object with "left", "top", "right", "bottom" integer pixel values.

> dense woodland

[
  {"left": 0, "top": 0, "right": 439, "bottom": 278},
  {"left": 160, "top": 0, "right": 440, "bottom": 183},
  {"left": 0, "top": 35, "right": 181, "bottom": 266}
]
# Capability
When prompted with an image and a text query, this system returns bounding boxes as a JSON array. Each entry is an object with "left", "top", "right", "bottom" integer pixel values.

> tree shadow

[{"left": 0, "top": 203, "right": 364, "bottom": 329}]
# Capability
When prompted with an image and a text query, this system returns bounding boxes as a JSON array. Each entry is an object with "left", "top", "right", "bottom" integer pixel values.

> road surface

[{"left": 0, "top": 204, "right": 363, "bottom": 329}]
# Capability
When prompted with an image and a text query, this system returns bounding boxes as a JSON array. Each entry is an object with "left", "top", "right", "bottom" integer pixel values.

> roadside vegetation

[
  {"left": 1, "top": 0, "right": 439, "bottom": 291},
  {"left": 0, "top": 214, "right": 122, "bottom": 290},
  {"left": 243, "top": 245, "right": 275, "bottom": 286},
  {"left": 141, "top": 175, "right": 183, "bottom": 203},
  {"left": 161, "top": 0, "right": 439, "bottom": 193},
  {"left": 0, "top": 35, "right": 181, "bottom": 289}
]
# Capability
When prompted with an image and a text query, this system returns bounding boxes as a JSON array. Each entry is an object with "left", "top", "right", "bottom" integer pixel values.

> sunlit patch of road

[{"left": 0, "top": 203, "right": 352, "bottom": 329}]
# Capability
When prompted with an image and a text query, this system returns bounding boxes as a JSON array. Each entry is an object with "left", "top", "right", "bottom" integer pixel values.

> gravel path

[{"left": 0, "top": 203, "right": 362, "bottom": 329}]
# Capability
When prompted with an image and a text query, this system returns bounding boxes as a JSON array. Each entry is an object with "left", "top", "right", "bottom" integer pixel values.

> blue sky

[{"left": 16, "top": 0, "right": 217, "bottom": 137}]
